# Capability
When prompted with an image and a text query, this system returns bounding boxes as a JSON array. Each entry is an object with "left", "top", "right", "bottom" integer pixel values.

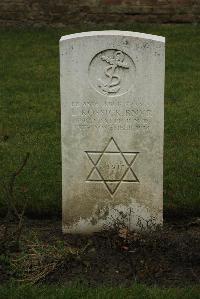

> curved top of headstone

[{"left": 60, "top": 30, "right": 165, "bottom": 43}]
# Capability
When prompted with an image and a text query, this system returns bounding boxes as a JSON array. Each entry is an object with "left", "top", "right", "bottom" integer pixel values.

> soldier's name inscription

[{"left": 71, "top": 99, "right": 152, "bottom": 131}]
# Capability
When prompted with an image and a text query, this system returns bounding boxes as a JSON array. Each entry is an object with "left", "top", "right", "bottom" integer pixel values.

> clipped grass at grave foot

[{"left": 0, "top": 283, "right": 200, "bottom": 299}]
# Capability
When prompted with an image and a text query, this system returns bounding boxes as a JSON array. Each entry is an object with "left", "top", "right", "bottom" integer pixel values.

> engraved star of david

[{"left": 85, "top": 137, "right": 139, "bottom": 196}]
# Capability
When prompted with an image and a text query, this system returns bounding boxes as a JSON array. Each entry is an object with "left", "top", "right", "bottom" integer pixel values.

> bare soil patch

[{"left": 0, "top": 219, "right": 199, "bottom": 287}]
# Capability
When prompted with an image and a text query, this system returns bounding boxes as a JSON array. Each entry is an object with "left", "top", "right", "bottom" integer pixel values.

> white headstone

[{"left": 60, "top": 31, "right": 165, "bottom": 234}]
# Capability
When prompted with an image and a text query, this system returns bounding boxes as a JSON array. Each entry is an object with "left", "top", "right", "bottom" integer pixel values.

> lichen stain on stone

[
  {"left": 90, "top": 205, "right": 110, "bottom": 225},
  {"left": 63, "top": 199, "right": 162, "bottom": 234}
]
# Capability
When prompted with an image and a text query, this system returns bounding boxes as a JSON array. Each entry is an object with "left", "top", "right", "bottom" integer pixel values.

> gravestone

[{"left": 60, "top": 31, "right": 165, "bottom": 233}]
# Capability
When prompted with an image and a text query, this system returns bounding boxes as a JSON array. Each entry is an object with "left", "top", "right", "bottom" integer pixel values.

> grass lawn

[
  {"left": 0, "top": 283, "right": 199, "bottom": 299},
  {"left": 0, "top": 24, "right": 199, "bottom": 217}
]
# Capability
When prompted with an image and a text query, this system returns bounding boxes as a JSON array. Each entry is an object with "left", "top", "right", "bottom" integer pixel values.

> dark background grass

[{"left": 0, "top": 24, "right": 199, "bottom": 218}]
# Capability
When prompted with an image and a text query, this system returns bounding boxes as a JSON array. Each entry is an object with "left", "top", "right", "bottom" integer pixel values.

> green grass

[
  {"left": 0, "top": 24, "right": 199, "bottom": 217},
  {"left": 0, "top": 283, "right": 199, "bottom": 299}
]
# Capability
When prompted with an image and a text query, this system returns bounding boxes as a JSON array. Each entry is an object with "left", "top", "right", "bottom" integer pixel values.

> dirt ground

[{"left": 0, "top": 218, "right": 200, "bottom": 287}]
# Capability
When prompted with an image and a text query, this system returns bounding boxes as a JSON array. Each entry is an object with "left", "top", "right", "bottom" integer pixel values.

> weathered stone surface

[{"left": 60, "top": 31, "right": 165, "bottom": 233}]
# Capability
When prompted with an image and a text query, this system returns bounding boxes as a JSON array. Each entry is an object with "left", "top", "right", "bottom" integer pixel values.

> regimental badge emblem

[
  {"left": 89, "top": 49, "right": 136, "bottom": 97},
  {"left": 85, "top": 138, "right": 139, "bottom": 195}
]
